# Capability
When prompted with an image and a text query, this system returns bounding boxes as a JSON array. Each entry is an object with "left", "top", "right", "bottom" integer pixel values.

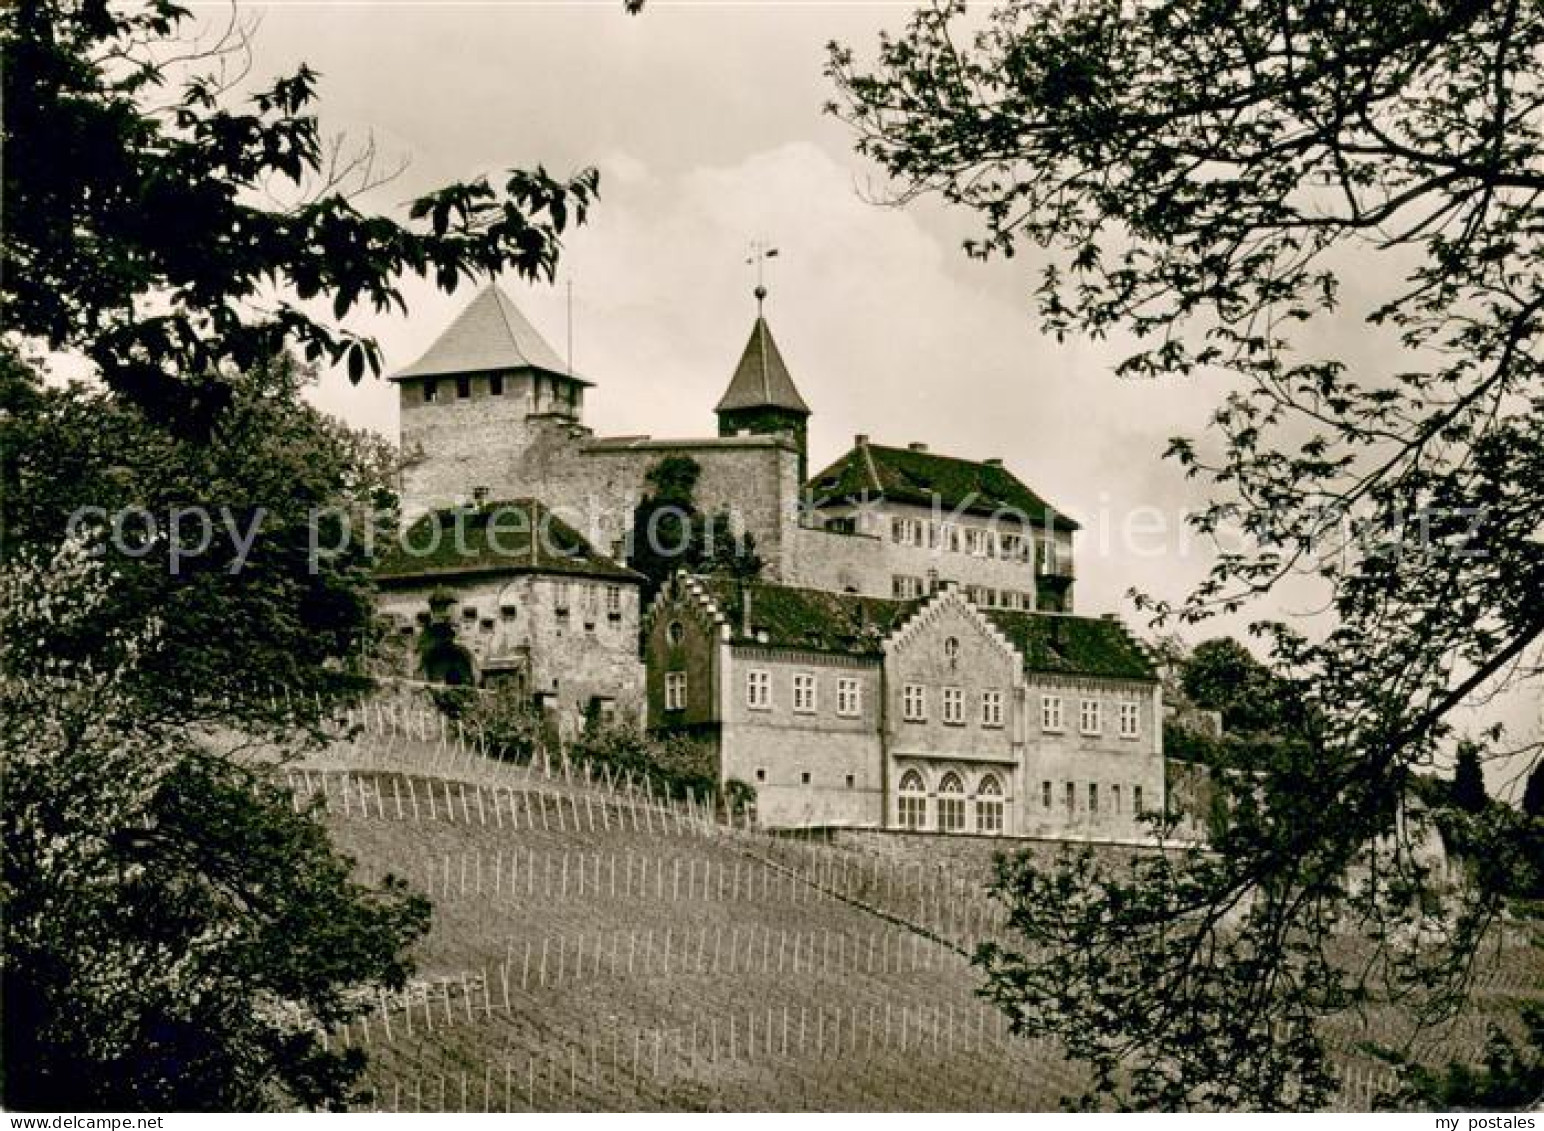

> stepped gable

[
  {"left": 980, "top": 608, "right": 1157, "bottom": 682},
  {"left": 391, "top": 284, "right": 583, "bottom": 383},
  {"left": 807, "top": 439, "right": 1079, "bottom": 531},
  {"left": 375, "top": 499, "right": 639, "bottom": 584},
  {"left": 692, "top": 575, "right": 917, "bottom": 655}
]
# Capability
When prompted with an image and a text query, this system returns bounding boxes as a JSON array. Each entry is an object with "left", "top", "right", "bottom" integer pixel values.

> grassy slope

[{"left": 294, "top": 710, "right": 1541, "bottom": 1112}]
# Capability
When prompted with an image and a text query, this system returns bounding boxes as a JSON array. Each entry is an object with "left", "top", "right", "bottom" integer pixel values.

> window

[
  {"left": 1089, "top": 783, "right": 1099, "bottom": 813},
  {"left": 981, "top": 689, "right": 1004, "bottom": 728},
  {"left": 423, "top": 379, "right": 439, "bottom": 403},
  {"left": 1042, "top": 781, "right": 1052, "bottom": 809},
  {"left": 944, "top": 525, "right": 961, "bottom": 553},
  {"left": 1003, "top": 590, "right": 1023, "bottom": 610},
  {"left": 1041, "top": 694, "right": 1065, "bottom": 732},
  {"left": 489, "top": 373, "right": 504, "bottom": 396},
  {"left": 499, "top": 601, "right": 518, "bottom": 621},
  {"left": 892, "top": 574, "right": 924, "bottom": 599},
  {"left": 793, "top": 673, "right": 817, "bottom": 714},
  {"left": 606, "top": 585, "right": 623, "bottom": 618},
  {"left": 664, "top": 672, "right": 686, "bottom": 712},
  {"left": 666, "top": 620, "right": 685, "bottom": 646},
  {"left": 746, "top": 669, "right": 772, "bottom": 710},
  {"left": 938, "top": 773, "right": 966, "bottom": 831},
  {"left": 1119, "top": 701, "right": 1140, "bottom": 739},
  {"left": 942, "top": 686, "right": 965, "bottom": 725},
  {"left": 902, "top": 683, "right": 927, "bottom": 722},
  {"left": 462, "top": 606, "right": 479, "bottom": 622},
  {"left": 898, "top": 771, "right": 927, "bottom": 829},
  {"left": 836, "top": 677, "right": 861, "bottom": 718},
  {"left": 553, "top": 581, "right": 571, "bottom": 614},
  {"left": 891, "top": 517, "right": 925, "bottom": 546},
  {"left": 800, "top": 771, "right": 811, "bottom": 785},
  {"left": 1065, "top": 782, "right": 1076, "bottom": 812},
  {"left": 845, "top": 773, "right": 856, "bottom": 789},
  {"left": 1111, "top": 784, "right": 1122, "bottom": 813},
  {"left": 976, "top": 775, "right": 1004, "bottom": 834},
  {"left": 1134, "top": 785, "right": 1145, "bottom": 814},
  {"left": 1080, "top": 698, "right": 1103, "bottom": 735},
  {"left": 455, "top": 375, "right": 471, "bottom": 399},
  {"left": 965, "top": 528, "right": 989, "bottom": 556},
  {"left": 755, "top": 767, "right": 766, "bottom": 783},
  {"left": 1000, "top": 532, "right": 1027, "bottom": 561},
  {"left": 943, "top": 636, "right": 960, "bottom": 663}
]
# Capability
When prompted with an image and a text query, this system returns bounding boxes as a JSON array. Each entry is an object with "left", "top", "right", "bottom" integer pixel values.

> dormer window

[
  {"left": 455, "top": 375, "right": 471, "bottom": 399},
  {"left": 489, "top": 373, "right": 504, "bottom": 396}
]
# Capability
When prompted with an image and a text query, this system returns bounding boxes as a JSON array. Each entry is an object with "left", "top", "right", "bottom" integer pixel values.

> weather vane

[{"left": 746, "top": 240, "right": 780, "bottom": 312}]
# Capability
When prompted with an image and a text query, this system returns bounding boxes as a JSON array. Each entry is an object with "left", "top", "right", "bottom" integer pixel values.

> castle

[{"left": 376, "top": 283, "right": 1164, "bottom": 840}]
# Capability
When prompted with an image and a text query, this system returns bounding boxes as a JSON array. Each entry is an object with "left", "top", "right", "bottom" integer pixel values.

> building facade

[
  {"left": 375, "top": 499, "right": 645, "bottom": 738},
  {"left": 643, "top": 575, "right": 1163, "bottom": 839}
]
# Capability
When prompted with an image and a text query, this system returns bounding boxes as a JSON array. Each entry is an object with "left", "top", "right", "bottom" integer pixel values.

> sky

[{"left": 222, "top": 1, "right": 1537, "bottom": 793}]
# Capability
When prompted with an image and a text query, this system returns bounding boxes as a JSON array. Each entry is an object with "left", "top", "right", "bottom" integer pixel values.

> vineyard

[{"left": 280, "top": 703, "right": 1541, "bottom": 1112}]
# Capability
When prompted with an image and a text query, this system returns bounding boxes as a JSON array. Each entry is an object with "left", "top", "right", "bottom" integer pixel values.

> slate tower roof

[
  {"left": 391, "top": 284, "right": 585, "bottom": 383},
  {"left": 714, "top": 315, "right": 811, "bottom": 416}
]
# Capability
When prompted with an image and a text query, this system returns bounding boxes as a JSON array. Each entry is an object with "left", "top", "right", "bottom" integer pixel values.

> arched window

[
  {"left": 943, "top": 636, "right": 960, "bottom": 664},
  {"left": 976, "top": 774, "right": 1004, "bottom": 835},
  {"left": 666, "top": 620, "right": 685, "bottom": 646},
  {"left": 938, "top": 772, "right": 966, "bottom": 832},
  {"left": 898, "top": 770, "right": 927, "bottom": 830}
]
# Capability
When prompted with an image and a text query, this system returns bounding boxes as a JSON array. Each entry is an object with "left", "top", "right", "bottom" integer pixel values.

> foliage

[
  {"left": 1377, "top": 1005, "right": 1544, "bottom": 1111},
  {"left": 461, "top": 685, "right": 548, "bottom": 761},
  {"left": 1180, "top": 638, "right": 1288, "bottom": 737},
  {"left": 569, "top": 723, "right": 751, "bottom": 811},
  {"left": 1451, "top": 742, "right": 1489, "bottom": 814},
  {"left": 831, "top": 0, "right": 1544, "bottom": 1108},
  {"left": 0, "top": 347, "right": 390, "bottom": 733},
  {"left": 2, "top": 0, "right": 597, "bottom": 433},
  {"left": 627, "top": 456, "right": 764, "bottom": 600},
  {"left": 1, "top": 542, "right": 430, "bottom": 1110},
  {"left": 1525, "top": 763, "right": 1544, "bottom": 820}
]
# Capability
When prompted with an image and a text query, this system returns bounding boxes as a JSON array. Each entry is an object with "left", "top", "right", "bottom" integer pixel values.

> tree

[
  {"left": 1, "top": 541, "right": 430, "bottom": 1110},
  {"left": 3, "top": 0, "right": 597, "bottom": 433},
  {"left": 0, "top": 348, "right": 393, "bottom": 732},
  {"left": 830, "top": 0, "right": 1543, "bottom": 1109},
  {"left": 1, "top": 0, "right": 617, "bottom": 1106},
  {"left": 1179, "top": 638, "right": 1287, "bottom": 737},
  {"left": 1451, "top": 741, "right": 1489, "bottom": 814},
  {"left": 1523, "top": 762, "right": 1544, "bottom": 820},
  {"left": 626, "top": 455, "right": 764, "bottom": 600}
]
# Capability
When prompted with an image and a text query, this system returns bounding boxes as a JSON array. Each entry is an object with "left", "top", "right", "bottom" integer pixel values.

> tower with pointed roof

[
  {"left": 392, "top": 284, "right": 591, "bottom": 516},
  {"left": 714, "top": 287, "right": 811, "bottom": 483}
]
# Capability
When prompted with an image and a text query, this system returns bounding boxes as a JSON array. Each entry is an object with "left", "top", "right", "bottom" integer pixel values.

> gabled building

[
  {"left": 791, "top": 436, "right": 1079, "bottom": 611},
  {"left": 375, "top": 499, "right": 644, "bottom": 736},
  {"left": 644, "top": 573, "right": 1162, "bottom": 839}
]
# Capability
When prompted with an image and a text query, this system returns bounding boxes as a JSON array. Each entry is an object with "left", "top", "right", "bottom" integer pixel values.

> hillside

[{"left": 283, "top": 704, "right": 1541, "bottom": 1112}]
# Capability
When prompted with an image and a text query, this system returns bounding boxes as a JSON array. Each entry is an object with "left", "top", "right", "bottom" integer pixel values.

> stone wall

[{"left": 377, "top": 571, "right": 644, "bottom": 739}]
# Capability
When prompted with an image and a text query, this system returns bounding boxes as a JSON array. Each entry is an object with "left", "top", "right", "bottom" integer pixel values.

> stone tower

[
  {"left": 392, "top": 284, "right": 590, "bottom": 516},
  {"left": 714, "top": 290, "right": 812, "bottom": 484}
]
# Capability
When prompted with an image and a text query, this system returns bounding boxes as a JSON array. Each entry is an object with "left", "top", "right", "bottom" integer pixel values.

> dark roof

[
  {"left": 714, "top": 316, "right": 810, "bottom": 415},
  {"left": 807, "top": 441, "right": 1079, "bottom": 531},
  {"left": 695, "top": 576, "right": 916, "bottom": 655},
  {"left": 391, "top": 285, "right": 585, "bottom": 383},
  {"left": 982, "top": 609, "right": 1156, "bottom": 682},
  {"left": 375, "top": 499, "right": 640, "bottom": 584}
]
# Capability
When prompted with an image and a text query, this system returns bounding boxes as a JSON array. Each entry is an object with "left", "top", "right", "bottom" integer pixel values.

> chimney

[
  {"left": 854, "top": 433, "right": 870, "bottom": 448},
  {"left": 983, "top": 457, "right": 1004, "bottom": 469},
  {"left": 908, "top": 442, "right": 928, "bottom": 452}
]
